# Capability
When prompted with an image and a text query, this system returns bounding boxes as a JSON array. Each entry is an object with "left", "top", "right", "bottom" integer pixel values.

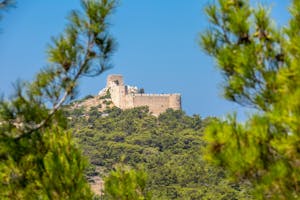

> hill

[{"left": 66, "top": 105, "right": 252, "bottom": 199}]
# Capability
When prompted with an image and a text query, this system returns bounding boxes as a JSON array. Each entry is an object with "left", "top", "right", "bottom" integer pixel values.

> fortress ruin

[{"left": 98, "top": 74, "right": 181, "bottom": 116}]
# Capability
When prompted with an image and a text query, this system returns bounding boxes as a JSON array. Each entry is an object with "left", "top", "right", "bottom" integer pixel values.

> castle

[{"left": 98, "top": 74, "right": 181, "bottom": 116}]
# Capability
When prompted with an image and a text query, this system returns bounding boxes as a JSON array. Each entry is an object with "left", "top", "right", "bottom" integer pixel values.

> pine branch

[{"left": 2, "top": 0, "right": 116, "bottom": 139}]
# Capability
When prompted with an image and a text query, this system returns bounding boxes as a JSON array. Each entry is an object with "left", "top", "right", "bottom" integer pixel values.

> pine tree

[
  {"left": 0, "top": 0, "right": 116, "bottom": 199},
  {"left": 200, "top": 0, "right": 300, "bottom": 199},
  {"left": 104, "top": 164, "right": 151, "bottom": 200}
]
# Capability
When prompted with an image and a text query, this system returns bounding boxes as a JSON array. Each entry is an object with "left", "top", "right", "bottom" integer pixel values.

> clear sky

[{"left": 0, "top": 0, "right": 291, "bottom": 119}]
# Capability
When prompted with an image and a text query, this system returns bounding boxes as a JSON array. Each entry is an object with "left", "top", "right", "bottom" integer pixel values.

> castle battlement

[{"left": 101, "top": 74, "right": 181, "bottom": 116}]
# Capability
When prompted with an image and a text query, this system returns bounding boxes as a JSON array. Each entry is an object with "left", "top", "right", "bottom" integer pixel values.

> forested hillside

[{"left": 66, "top": 106, "right": 252, "bottom": 199}]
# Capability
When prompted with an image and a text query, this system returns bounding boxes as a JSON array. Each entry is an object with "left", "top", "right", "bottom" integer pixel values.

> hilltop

[
  {"left": 65, "top": 105, "right": 252, "bottom": 199},
  {"left": 69, "top": 74, "right": 181, "bottom": 116}
]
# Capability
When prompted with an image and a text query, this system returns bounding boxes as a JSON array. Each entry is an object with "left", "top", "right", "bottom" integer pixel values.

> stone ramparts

[{"left": 102, "top": 74, "right": 181, "bottom": 116}]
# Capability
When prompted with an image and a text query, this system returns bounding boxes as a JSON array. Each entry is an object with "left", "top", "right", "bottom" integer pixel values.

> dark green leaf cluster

[
  {"left": 200, "top": 0, "right": 283, "bottom": 111},
  {"left": 0, "top": 0, "right": 116, "bottom": 199},
  {"left": 68, "top": 107, "right": 252, "bottom": 199},
  {"left": 0, "top": 125, "right": 93, "bottom": 199},
  {"left": 103, "top": 164, "right": 151, "bottom": 200},
  {"left": 99, "top": 89, "right": 111, "bottom": 99},
  {"left": 201, "top": 0, "right": 300, "bottom": 199}
]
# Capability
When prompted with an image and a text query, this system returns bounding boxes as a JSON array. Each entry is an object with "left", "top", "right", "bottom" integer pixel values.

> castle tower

[
  {"left": 106, "top": 74, "right": 124, "bottom": 88},
  {"left": 106, "top": 75, "right": 126, "bottom": 108},
  {"left": 102, "top": 74, "right": 182, "bottom": 115}
]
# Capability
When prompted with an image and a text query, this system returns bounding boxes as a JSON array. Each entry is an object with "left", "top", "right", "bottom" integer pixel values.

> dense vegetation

[
  {"left": 3, "top": 0, "right": 299, "bottom": 199},
  {"left": 67, "top": 106, "right": 252, "bottom": 199},
  {"left": 200, "top": 0, "right": 300, "bottom": 199},
  {"left": 0, "top": 0, "right": 116, "bottom": 199}
]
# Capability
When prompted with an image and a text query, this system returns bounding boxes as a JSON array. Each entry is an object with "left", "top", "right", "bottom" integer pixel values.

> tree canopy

[
  {"left": 200, "top": 0, "right": 300, "bottom": 199},
  {"left": 68, "top": 106, "right": 252, "bottom": 199},
  {"left": 0, "top": 0, "right": 116, "bottom": 199}
]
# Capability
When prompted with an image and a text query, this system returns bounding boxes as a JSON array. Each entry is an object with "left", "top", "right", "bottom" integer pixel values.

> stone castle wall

[{"left": 106, "top": 74, "right": 181, "bottom": 116}]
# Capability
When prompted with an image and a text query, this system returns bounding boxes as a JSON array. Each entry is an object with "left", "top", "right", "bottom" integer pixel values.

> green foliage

[
  {"left": 0, "top": 0, "right": 116, "bottom": 199},
  {"left": 99, "top": 89, "right": 111, "bottom": 99},
  {"left": 103, "top": 99, "right": 112, "bottom": 106},
  {"left": 0, "top": 126, "right": 93, "bottom": 199},
  {"left": 69, "top": 107, "right": 252, "bottom": 199},
  {"left": 84, "top": 94, "right": 95, "bottom": 100},
  {"left": 200, "top": 0, "right": 300, "bottom": 199},
  {"left": 103, "top": 164, "right": 151, "bottom": 200}
]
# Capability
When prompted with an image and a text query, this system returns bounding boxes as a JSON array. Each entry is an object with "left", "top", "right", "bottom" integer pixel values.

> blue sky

[{"left": 0, "top": 0, "right": 291, "bottom": 119}]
